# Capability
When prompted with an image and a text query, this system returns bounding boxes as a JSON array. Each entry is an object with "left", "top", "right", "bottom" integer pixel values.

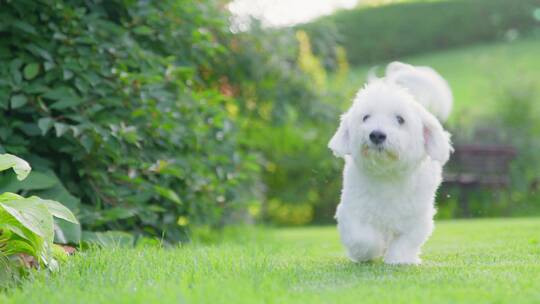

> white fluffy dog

[{"left": 329, "top": 62, "right": 453, "bottom": 265}]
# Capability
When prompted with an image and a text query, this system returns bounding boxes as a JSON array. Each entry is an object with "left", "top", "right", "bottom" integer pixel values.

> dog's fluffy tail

[{"left": 384, "top": 62, "right": 453, "bottom": 122}]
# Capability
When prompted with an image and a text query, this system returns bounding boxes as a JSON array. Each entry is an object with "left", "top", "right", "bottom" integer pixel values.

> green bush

[
  {"left": 0, "top": 153, "right": 78, "bottom": 289},
  {"left": 0, "top": 1, "right": 341, "bottom": 235},
  {"left": 225, "top": 25, "right": 344, "bottom": 225},
  {"left": 0, "top": 0, "right": 256, "bottom": 242},
  {"left": 302, "top": 0, "right": 539, "bottom": 66}
]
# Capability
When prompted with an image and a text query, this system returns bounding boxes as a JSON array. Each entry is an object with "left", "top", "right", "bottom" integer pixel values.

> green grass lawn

[
  {"left": 2, "top": 218, "right": 540, "bottom": 303},
  {"left": 333, "top": 37, "right": 540, "bottom": 126}
]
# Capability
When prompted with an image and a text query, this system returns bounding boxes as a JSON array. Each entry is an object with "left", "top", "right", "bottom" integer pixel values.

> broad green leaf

[
  {"left": 50, "top": 97, "right": 83, "bottom": 110},
  {"left": 0, "top": 197, "right": 54, "bottom": 242},
  {"left": 40, "top": 242, "right": 59, "bottom": 271},
  {"left": 25, "top": 44, "right": 52, "bottom": 61},
  {"left": 10, "top": 94, "right": 27, "bottom": 109},
  {"left": 133, "top": 26, "right": 153, "bottom": 35},
  {"left": 63, "top": 69, "right": 74, "bottom": 80},
  {"left": 41, "top": 198, "right": 79, "bottom": 224},
  {"left": 153, "top": 185, "right": 182, "bottom": 205},
  {"left": 53, "top": 222, "right": 67, "bottom": 244},
  {"left": 36, "top": 182, "right": 80, "bottom": 211},
  {"left": 0, "top": 154, "right": 31, "bottom": 180},
  {"left": 42, "top": 87, "right": 72, "bottom": 100},
  {"left": 81, "top": 231, "right": 134, "bottom": 248},
  {"left": 102, "top": 207, "right": 137, "bottom": 221},
  {"left": 43, "top": 61, "right": 55, "bottom": 71},
  {"left": 0, "top": 207, "right": 32, "bottom": 241},
  {"left": 71, "top": 126, "right": 82, "bottom": 137},
  {"left": 0, "top": 192, "right": 23, "bottom": 201},
  {"left": 52, "top": 32, "right": 67, "bottom": 41},
  {"left": 54, "top": 122, "right": 69, "bottom": 137},
  {"left": 0, "top": 170, "right": 57, "bottom": 192},
  {"left": 18, "top": 122, "right": 41, "bottom": 136},
  {"left": 40, "top": 85, "right": 83, "bottom": 109},
  {"left": 23, "top": 63, "right": 39, "bottom": 80},
  {"left": 12, "top": 21, "right": 38, "bottom": 35},
  {"left": 10, "top": 58, "right": 23, "bottom": 72},
  {"left": 0, "top": 206, "right": 48, "bottom": 266},
  {"left": 37, "top": 117, "right": 54, "bottom": 135},
  {"left": 54, "top": 219, "right": 81, "bottom": 245},
  {"left": 80, "top": 135, "right": 93, "bottom": 152},
  {"left": 25, "top": 84, "right": 48, "bottom": 94},
  {"left": 1, "top": 239, "right": 36, "bottom": 256}
]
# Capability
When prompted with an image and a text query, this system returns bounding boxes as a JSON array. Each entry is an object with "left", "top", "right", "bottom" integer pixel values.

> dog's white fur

[{"left": 329, "top": 62, "right": 453, "bottom": 265}]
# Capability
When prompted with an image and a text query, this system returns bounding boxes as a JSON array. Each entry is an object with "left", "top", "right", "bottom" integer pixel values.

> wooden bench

[{"left": 443, "top": 144, "right": 517, "bottom": 217}]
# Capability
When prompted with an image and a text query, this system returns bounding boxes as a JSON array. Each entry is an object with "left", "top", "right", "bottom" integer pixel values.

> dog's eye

[
  {"left": 362, "top": 115, "right": 370, "bottom": 122},
  {"left": 396, "top": 115, "right": 405, "bottom": 125}
]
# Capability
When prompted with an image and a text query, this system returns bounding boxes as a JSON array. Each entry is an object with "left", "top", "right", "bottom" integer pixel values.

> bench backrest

[{"left": 444, "top": 144, "right": 517, "bottom": 186}]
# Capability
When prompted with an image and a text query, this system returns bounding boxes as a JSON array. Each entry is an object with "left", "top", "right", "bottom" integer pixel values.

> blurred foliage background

[{"left": 0, "top": 0, "right": 539, "bottom": 242}]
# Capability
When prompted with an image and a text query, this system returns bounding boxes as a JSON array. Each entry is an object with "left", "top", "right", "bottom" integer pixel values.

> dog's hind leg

[{"left": 337, "top": 220, "right": 384, "bottom": 263}]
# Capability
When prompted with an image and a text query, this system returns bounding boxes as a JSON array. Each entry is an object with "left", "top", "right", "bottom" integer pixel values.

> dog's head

[{"left": 328, "top": 81, "right": 451, "bottom": 175}]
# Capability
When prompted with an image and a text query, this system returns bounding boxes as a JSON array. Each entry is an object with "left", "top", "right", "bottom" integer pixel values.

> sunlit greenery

[
  {"left": 0, "top": 154, "right": 78, "bottom": 288},
  {"left": 1, "top": 0, "right": 540, "bottom": 298},
  {"left": 0, "top": 0, "right": 334, "bottom": 240}
]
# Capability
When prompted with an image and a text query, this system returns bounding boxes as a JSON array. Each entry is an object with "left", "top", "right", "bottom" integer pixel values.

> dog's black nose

[{"left": 369, "top": 131, "right": 386, "bottom": 145}]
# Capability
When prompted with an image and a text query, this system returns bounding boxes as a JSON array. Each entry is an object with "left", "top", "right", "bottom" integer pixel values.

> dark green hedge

[
  {"left": 302, "top": 0, "right": 539, "bottom": 66},
  {"left": 0, "top": 0, "right": 338, "bottom": 240},
  {"left": 0, "top": 0, "right": 256, "bottom": 242}
]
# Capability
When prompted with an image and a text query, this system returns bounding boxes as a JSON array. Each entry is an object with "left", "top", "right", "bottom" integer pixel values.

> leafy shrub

[
  {"left": 302, "top": 0, "right": 539, "bottom": 66},
  {"left": 0, "top": 1, "right": 343, "bottom": 234},
  {"left": 224, "top": 25, "right": 344, "bottom": 225},
  {"left": 0, "top": 0, "right": 255, "bottom": 242},
  {"left": 266, "top": 199, "right": 314, "bottom": 226},
  {"left": 245, "top": 120, "right": 342, "bottom": 225},
  {"left": 0, "top": 154, "right": 78, "bottom": 288}
]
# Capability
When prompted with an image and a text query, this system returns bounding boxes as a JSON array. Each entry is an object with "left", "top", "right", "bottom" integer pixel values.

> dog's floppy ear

[
  {"left": 419, "top": 107, "right": 453, "bottom": 164},
  {"left": 328, "top": 114, "right": 351, "bottom": 158}
]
